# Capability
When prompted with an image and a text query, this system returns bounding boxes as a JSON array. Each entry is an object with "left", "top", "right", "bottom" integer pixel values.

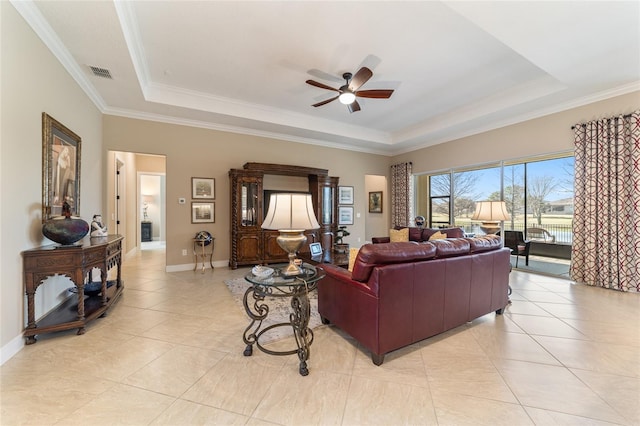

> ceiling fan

[{"left": 306, "top": 67, "right": 394, "bottom": 113}]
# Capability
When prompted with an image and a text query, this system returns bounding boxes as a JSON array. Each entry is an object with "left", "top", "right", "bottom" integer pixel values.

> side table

[
  {"left": 303, "top": 249, "right": 349, "bottom": 268},
  {"left": 22, "top": 235, "right": 124, "bottom": 343},
  {"left": 193, "top": 237, "right": 215, "bottom": 272},
  {"left": 243, "top": 263, "right": 325, "bottom": 376},
  {"left": 141, "top": 221, "right": 152, "bottom": 242}
]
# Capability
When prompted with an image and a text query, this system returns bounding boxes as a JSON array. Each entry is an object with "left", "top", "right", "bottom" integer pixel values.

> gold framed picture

[
  {"left": 42, "top": 113, "right": 81, "bottom": 221},
  {"left": 368, "top": 191, "right": 383, "bottom": 213}
]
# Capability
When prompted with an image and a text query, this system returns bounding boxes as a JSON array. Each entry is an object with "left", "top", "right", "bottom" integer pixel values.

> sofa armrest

[
  {"left": 372, "top": 237, "right": 390, "bottom": 244},
  {"left": 317, "top": 264, "right": 375, "bottom": 295}
]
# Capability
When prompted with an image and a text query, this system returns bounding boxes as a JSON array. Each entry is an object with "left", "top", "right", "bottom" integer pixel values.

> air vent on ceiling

[{"left": 89, "top": 66, "right": 113, "bottom": 79}]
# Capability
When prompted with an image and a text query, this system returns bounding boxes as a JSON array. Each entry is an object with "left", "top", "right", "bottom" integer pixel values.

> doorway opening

[
  {"left": 107, "top": 151, "right": 166, "bottom": 256},
  {"left": 139, "top": 172, "right": 166, "bottom": 251}
]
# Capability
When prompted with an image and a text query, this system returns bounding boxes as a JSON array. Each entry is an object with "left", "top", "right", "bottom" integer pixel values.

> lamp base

[
  {"left": 479, "top": 221, "right": 501, "bottom": 235},
  {"left": 277, "top": 230, "right": 307, "bottom": 276}
]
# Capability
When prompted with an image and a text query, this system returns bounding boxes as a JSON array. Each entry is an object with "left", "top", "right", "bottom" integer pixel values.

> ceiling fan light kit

[
  {"left": 338, "top": 91, "right": 356, "bottom": 105},
  {"left": 306, "top": 67, "right": 394, "bottom": 113}
]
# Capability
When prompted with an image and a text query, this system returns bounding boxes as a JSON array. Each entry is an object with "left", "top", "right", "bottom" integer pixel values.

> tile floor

[{"left": 1, "top": 246, "right": 638, "bottom": 425}]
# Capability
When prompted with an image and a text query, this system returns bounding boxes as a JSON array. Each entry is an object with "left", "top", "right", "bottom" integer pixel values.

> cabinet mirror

[
  {"left": 322, "top": 186, "right": 333, "bottom": 225},
  {"left": 241, "top": 182, "right": 258, "bottom": 226}
]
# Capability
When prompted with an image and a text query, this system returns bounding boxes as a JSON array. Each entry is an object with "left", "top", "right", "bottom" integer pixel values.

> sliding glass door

[{"left": 421, "top": 154, "right": 574, "bottom": 245}]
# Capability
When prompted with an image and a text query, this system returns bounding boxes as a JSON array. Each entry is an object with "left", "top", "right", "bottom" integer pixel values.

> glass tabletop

[{"left": 244, "top": 263, "right": 323, "bottom": 287}]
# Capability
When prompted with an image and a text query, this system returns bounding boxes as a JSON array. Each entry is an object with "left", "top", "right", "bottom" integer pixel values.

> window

[
  {"left": 452, "top": 167, "right": 500, "bottom": 233},
  {"left": 418, "top": 154, "right": 574, "bottom": 243},
  {"left": 429, "top": 174, "right": 450, "bottom": 227}
]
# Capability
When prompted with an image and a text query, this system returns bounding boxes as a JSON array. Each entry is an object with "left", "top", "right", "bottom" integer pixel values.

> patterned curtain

[
  {"left": 391, "top": 162, "right": 413, "bottom": 227},
  {"left": 571, "top": 111, "right": 640, "bottom": 292}
]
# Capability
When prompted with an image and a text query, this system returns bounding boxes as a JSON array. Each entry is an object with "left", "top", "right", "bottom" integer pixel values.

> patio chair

[
  {"left": 498, "top": 230, "right": 530, "bottom": 267},
  {"left": 526, "top": 227, "right": 556, "bottom": 243}
]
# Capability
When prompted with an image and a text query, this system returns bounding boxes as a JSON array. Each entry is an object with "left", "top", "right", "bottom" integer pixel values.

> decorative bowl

[
  {"left": 252, "top": 265, "right": 274, "bottom": 278},
  {"left": 68, "top": 280, "right": 116, "bottom": 297},
  {"left": 42, "top": 216, "right": 89, "bottom": 245}
]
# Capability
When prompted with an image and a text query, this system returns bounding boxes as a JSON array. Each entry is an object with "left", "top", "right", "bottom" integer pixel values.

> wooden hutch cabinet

[{"left": 229, "top": 163, "right": 338, "bottom": 269}]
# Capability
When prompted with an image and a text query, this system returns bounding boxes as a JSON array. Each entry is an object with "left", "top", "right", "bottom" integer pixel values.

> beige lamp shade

[
  {"left": 471, "top": 201, "right": 511, "bottom": 234},
  {"left": 261, "top": 193, "right": 320, "bottom": 231},
  {"left": 261, "top": 193, "right": 320, "bottom": 276}
]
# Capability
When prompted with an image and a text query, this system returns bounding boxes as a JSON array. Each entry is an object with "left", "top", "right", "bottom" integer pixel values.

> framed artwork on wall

[
  {"left": 192, "top": 202, "right": 215, "bottom": 223},
  {"left": 192, "top": 177, "right": 215, "bottom": 199},
  {"left": 369, "top": 191, "right": 383, "bottom": 213},
  {"left": 338, "top": 206, "right": 354, "bottom": 225},
  {"left": 42, "top": 113, "right": 82, "bottom": 222},
  {"left": 338, "top": 186, "right": 354, "bottom": 205}
]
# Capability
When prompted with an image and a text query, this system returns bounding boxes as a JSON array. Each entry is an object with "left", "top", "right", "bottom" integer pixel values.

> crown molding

[{"left": 11, "top": 0, "right": 106, "bottom": 111}]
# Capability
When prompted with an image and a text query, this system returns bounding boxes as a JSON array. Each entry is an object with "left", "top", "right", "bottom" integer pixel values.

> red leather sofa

[
  {"left": 317, "top": 235, "right": 510, "bottom": 365},
  {"left": 371, "top": 226, "right": 465, "bottom": 244}
]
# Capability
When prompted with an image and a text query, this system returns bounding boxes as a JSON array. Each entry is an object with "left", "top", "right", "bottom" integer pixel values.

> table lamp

[
  {"left": 471, "top": 201, "right": 511, "bottom": 234},
  {"left": 261, "top": 193, "right": 320, "bottom": 276},
  {"left": 142, "top": 194, "right": 153, "bottom": 221}
]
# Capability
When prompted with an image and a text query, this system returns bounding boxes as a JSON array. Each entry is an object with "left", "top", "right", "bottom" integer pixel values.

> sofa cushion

[
  {"left": 430, "top": 238, "right": 471, "bottom": 258},
  {"left": 422, "top": 227, "right": 465, "bottom": 240},
  {"left": 389, "top": 228, "right": 409, "bottom": 242},
  {"left": 351, "top": 242, "right": 437, "bottom": 282},
  {"left": 408, "top": 227, "right": 423, "bottom": 242},
  {"left": 467, "top": 235, "right": 503, "bottom": 253}
]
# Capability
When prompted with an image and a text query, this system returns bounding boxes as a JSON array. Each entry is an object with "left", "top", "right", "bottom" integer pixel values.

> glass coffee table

[{"left": 243, "top": 263, "right": 324, "bottom": 376}]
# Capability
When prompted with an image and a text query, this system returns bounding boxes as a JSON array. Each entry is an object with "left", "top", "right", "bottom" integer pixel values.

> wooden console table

[{"left": 22, "top": 235, "right": 124, "bottom": 344}]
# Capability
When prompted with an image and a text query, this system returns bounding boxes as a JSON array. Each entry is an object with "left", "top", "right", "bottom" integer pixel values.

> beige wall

[
  {"left": 102, "top": 116, "right": 391, "bottom": 268},
  {"left": 1, "top": 3, "right": 103, "bottom": 359},
  {"left": 393, "top": 91, "right": 640, "bottom": 175}
]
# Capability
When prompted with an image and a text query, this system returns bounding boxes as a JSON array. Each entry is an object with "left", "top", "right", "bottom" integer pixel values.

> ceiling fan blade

[
  {"left": 312, "top": 96, "right": 339, "bottom": 107},
  {"left": 348, "top": 67, "right": 373, "bottom": 91},
  {"left": 355, "top": 89, "right": 394, "bottom": 99},
  {"left": 306, "top": 80, "right": 339, "bottom": 92},
  {"left": 348, "top": 100, "right": 361, "bottom": 113}
]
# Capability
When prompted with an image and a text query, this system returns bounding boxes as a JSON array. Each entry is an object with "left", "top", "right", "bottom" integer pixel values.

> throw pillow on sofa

[
  {"left": 428, "top": 231, "right": 447, "bottom": 240},
  {"left": 389, "top": 228, "right": 409, "bottom": 242},
  {"left": 348, "top": 247, "right": 360, "bottom": 272}
]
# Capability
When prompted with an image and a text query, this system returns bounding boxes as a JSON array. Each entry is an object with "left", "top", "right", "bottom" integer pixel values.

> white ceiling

[{"left": 13, "top": 1, "right": 640, "bottom": 155}]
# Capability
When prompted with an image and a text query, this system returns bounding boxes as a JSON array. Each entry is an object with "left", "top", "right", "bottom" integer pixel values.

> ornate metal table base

[{"left": 242, "top": 264, "right": 322, "bottom": 376}]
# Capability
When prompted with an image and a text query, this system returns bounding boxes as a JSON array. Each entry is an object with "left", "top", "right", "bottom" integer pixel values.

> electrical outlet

[{"left": 181, "top": 249, "right": 187, "bottom": 256}]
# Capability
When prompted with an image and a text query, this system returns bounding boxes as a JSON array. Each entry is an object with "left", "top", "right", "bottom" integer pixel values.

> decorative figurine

[
  {"left": 90, "top": 214, "right": 108, "bottom": 237},
  {"left": 333, "top": 225, "right": 351, "bottom": 253},
  {"left": 335, "top": 226, "right": 350, "bottom": 245},
  {"left": 62, "top": 200, "right": 72, "bottom": 217}
]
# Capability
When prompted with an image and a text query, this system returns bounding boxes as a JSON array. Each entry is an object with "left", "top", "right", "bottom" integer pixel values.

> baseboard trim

[
  {"left": 1, "top": 334, "right": 25, "bottom": 365},
  {"left": 165, "top": 259, "right": 229, "bottom": 272}
]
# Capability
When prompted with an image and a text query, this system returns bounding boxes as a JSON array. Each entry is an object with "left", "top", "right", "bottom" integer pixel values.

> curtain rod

[{"left": 571, "top": 113, "right": 632, "bottom": 130}]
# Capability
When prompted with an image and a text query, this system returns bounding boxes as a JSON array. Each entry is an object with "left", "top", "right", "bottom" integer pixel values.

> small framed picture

[
  {"left": 338, "top": 186, "right": 354, "bottom": 205},
  {"left": 369, "top": 191, "right": 383, "bottom": 213},
  {"left": 192, "top": 202, "right": 215, "bottom": 223},
  {"left": 309, "top": 242, "right": 322, "bottom": 256},
  {"left": 192, "top": 177, "right": 215, "bottom": 199},
  {"left": 338, "top": 206, "right": 354, "bottom": 225}
]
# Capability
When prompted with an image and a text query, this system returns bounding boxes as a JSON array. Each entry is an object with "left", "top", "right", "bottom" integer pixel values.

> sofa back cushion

[
  {"left": 422, "top": 227, "right": 465, "bottom": 240},
  {"left": 467, "top": 234, "right": 503, "bottom": 253},
  {"left": 408, "top": 227, "right": 423, "bottom": 242},
  {"left": 351, "top": 242, "right": 437, "bottom": 282},
  {"left": 430, "top": 238, "right": 471, "bottom": 258}
]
